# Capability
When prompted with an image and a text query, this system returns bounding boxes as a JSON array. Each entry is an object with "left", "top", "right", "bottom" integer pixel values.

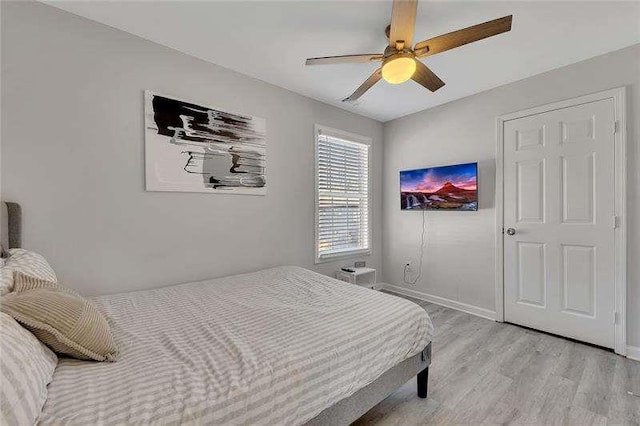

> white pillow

[
  {"left": 0, "top": 312, "right": 58, "bottom": 426},
  {"left": 0, "top": 249, "right": 57, "bottom": 296}
]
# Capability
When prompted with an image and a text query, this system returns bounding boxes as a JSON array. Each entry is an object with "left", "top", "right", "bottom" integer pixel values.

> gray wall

[
  {"left": 0, "top": 1, "right": 384, "bottom": 295},
  {"left": 382, "top": 44, "right": 640, "bottom": 346}
]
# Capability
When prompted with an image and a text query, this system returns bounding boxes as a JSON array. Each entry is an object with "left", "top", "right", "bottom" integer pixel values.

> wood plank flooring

[{"left": 353, "top": 292, "right": 640, "bottom": 425}]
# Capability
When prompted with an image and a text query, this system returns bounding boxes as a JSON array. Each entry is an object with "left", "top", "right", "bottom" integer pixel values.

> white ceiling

[{"left": 45, "top": 1, "right": 640, "bottom": 122}]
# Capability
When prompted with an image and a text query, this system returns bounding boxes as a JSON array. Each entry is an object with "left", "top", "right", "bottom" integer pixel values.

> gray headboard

[{"left": 1, "top": 202, "right": 22, "bottom": 249}]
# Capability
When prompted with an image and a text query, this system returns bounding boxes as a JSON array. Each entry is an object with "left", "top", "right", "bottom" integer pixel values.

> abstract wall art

[{"left": 144, "top": 91, "right": 267, "bottom": 194}]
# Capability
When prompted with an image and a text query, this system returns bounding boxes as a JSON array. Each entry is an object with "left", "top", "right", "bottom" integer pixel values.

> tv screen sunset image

[{"left": 400, "top": 163, "right": 478, "bottom": 211}]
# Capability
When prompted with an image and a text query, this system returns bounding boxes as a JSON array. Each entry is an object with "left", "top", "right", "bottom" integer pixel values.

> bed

[{"left": 1, "top": 202, "right": 433, "bottom": 425}]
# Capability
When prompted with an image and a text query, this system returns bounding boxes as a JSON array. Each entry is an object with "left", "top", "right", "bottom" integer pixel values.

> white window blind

[{"left": 315, "top": 128, "right": 370, "bottom": 262}]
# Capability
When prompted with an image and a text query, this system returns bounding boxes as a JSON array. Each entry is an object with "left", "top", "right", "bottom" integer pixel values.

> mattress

[{"left": 39, "top": 266, "right": 433, "bottom": 425}]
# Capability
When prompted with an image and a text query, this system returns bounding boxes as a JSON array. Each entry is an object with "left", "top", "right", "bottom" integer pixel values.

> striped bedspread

[{"left": 39, "top": 266, "right": 433, "bottom": 425}]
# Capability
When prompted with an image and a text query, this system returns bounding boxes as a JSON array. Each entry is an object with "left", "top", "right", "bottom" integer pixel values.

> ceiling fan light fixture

[
  {"left": 381, "top": 55, "right": 416, "bottom": 84},
  {"left": 304, "top": 0, "right": 513, "bottom": 102}
]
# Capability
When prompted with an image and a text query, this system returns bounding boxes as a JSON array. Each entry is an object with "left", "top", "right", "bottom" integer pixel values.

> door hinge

[
  {"left": 613, "top": 311, "right": 618, "bottom": 325},
  {"left": 613, "top": 120, "right": 619, "bottom": 134},
  {"left": 612, "top": 215, "right": 619, "bottom": 229}
]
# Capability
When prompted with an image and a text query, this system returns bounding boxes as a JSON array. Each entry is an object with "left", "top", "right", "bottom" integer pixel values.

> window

[{"left": 315, "top": 125, "right": 371, "bottom": 263}]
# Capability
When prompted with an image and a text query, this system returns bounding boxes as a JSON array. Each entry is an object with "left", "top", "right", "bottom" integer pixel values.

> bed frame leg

[{"left": 417, "top": 367, "right": 429, "bottom": 398}]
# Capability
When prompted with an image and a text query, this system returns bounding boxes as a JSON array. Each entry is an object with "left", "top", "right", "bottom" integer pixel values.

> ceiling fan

[{"left": 305, "top": 0, "right": 512, "bottom": 103}]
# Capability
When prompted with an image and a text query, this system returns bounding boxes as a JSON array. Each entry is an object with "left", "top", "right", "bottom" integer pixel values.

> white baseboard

[
  {"left": 627, "top": 345, "right": 640, "bottom": 362},
  {"left": 382, "top": 283, "right": 498, "bottom": 321}
]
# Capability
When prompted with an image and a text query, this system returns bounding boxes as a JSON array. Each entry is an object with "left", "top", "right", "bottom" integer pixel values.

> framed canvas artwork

[{"left": 144, "top": 91, "right": 267, "bottom": 195}]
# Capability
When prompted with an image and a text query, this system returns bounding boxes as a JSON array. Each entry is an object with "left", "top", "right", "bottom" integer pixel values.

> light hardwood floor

[{"left": 354, "top": 292, "right": 640, "bottom": 425}]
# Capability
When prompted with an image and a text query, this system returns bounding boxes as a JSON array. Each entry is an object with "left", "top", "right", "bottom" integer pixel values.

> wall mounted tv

[{"left": 400, "top": 162, "right": 478, "bottom": 211}]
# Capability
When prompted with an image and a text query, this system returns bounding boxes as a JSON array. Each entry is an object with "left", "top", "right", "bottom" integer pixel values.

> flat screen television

[{"left": 400, "top": 162, "right": 478, "bottom": 211}]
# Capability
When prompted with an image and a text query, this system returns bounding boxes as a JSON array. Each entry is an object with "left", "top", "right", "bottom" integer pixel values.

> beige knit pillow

[
  {"left": 12, "top": 270, "right": 81, "bottom": 297},
  {"left": 1, "top": 274, "right": 117, "bottom": 362}
]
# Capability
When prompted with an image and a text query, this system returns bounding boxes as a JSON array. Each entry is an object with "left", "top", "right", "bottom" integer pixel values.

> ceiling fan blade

[
  {"left": 305, "top": 54, "right": 383, "bottom": 66},
  {"left": 414, "top": 15, "right": 513, "bottom": 58},
  {"left": 342, "top": 68, "right": 382, "bottom": 103},
  {"left": 389, "top": 0, "right": 418, "bottom": 49},
  {"left": 412, "top": 61, "right": 445, "bottom": 92}
]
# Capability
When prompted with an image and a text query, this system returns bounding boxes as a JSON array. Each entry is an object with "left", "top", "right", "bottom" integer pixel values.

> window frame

[{"left": 314, "top": 124, "right": 372, "bottom": 264}]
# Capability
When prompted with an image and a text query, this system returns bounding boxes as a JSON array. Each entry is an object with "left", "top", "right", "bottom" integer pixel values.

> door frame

[{"left": 495, "top": 87, "right": 627, "bottom": 355}]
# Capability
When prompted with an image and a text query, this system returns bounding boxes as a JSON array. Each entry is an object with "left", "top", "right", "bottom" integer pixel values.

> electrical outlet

[{"left": 403, "top": 262, "right": 415, "bottom": 285}]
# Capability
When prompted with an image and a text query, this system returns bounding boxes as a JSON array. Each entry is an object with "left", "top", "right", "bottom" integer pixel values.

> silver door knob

[{"left": 506, "top": 228, "right": 516, "bottom": 236}]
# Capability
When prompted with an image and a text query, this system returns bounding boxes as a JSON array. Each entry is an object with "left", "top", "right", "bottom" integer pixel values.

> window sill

[{"left": 315, "top": 249, "right": 371, "bottom": 264}]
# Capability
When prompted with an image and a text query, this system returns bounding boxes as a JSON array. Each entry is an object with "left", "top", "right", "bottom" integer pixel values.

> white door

[{"left": 503, "top": 98, "right": 616, "bottom": 348}]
